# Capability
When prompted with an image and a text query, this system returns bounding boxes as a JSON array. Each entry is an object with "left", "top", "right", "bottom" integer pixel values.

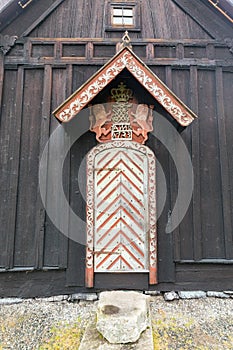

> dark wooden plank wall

[
  {"left": 0, "top": 0, "right": 233, "bottom": 294},
  {"left": 28, "top": 0, "right": 212, "bottom": 39},
  {"left": 1, "top": 49, "right": 233, "bottom": 271}
]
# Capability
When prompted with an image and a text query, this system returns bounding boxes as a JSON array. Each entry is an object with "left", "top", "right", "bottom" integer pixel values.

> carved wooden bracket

[
  {"left": 225, "top": 38, "right": 233, "bottom": 54},
  {"left": 0, "top": 35, "right": 18, "bottom": 55}
]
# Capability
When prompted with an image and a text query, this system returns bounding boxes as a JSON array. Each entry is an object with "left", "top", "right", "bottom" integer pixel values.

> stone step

[
  {"left": 79, "top": 290, "right": 154, "bottom": 350},
  {"left": 79, "top": 320, "right": 154, "bottom": 350}
]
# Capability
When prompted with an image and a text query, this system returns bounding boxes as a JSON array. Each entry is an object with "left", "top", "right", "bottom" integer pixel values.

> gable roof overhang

[
  {"left": 1, "top": 0, "right": 232, "bottom": 39},
  {"left": 207, "top": 0, "right": 233, "bottom": 23},
  {"left": 53, "top": 47, "right": 197, "bottom": 127}
]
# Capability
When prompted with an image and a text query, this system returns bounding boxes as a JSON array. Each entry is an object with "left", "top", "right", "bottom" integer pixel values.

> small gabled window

[
  {"left": 112, "top": 6, "right": 134, "bottom": 26},
  {"left": 105, "top": 1, "right": 141, "bottom": 32}
]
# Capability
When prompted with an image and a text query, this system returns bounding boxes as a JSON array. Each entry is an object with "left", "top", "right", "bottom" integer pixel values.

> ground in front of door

[{"left": 0, "top": 294, "right": 232, "bottom": 349}]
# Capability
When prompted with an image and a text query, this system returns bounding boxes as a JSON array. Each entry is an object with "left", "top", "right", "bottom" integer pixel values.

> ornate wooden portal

[
  {"left": 86, "top": 141, "right": 156, "bottom": 287},
  {"left": 53, "top": 36, "right": 196, "bottom": 288}
]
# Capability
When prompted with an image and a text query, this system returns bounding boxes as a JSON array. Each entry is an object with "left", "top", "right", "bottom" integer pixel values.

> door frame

[{"left": 85, "top": 140, "right": 157, "bottom": 287}]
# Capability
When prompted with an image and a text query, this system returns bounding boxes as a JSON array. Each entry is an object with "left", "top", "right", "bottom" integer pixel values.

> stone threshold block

[
  {"left": 96, "top": 291, "right": 149, "bottom": 343},
  {"left": 79, "top": 320, "right": 154, "bottom": 350},
  {"left": 79, "top": 290, "right": 154, "bottom": 350}
]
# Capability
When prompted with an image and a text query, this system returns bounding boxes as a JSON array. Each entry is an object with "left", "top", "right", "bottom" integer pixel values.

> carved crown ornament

[
  {"left": 53, "top": 32, "right": 197, "bottom": 143},
  {"left": 89, "top": 82, "right": 154, "bottom": 144}
]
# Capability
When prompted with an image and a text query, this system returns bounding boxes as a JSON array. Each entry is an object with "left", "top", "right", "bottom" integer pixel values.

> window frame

[{"left": 105, "top": 1, "right": 141, "bottom": 32}]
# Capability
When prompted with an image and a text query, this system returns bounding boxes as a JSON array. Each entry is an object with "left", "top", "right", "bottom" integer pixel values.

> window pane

[
  {"left": 113, "top": 8, "right": 123, "bottom": 16},
  {"left": 123, "top": 17, "right": 133, "bottom": 25},
  {"left": 112, "top": 17, "right": 124, "bottom": 25},
  {"left": 123, "top": 9, "right": 133, "bottom": 17}
]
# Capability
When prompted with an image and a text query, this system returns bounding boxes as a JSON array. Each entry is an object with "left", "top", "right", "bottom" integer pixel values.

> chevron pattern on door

[
  {"left": 94, "top": 147, "right": 149, "bottom": 272},
  {"left": 86, "top": 141, "right": 157, "bottom": 287}
]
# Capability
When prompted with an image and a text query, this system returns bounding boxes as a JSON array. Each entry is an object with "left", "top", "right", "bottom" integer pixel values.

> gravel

[
  {"left": 0, "top": 299, "right": 96, "bottom": 350},
  {"left": 0, "top": 295, "right": 232, "bottom": 349},
  {"left": 150, "top": 296, "right": 233, "bottom": 349}
]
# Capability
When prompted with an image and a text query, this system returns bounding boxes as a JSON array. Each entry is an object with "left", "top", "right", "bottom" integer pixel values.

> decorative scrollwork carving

[
  {"left": 57, "top": 49, "right": 195, "bottom": 126},
  {"left": 0, "top": 35, "right": 18, "bottom": 55}
]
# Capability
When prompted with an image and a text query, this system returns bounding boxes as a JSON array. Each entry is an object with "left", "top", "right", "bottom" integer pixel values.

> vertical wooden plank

[
  {"left": 215, "top": 67, "right": 233, "bottom": 259},
  {"left": 142, "top": 0, "right": 157, "bottom": 38},
  {"left": 190, "top": 65, "right": 202, "bottom": 261},
  {"left": 176, "top": 43, "right": 184, "bottom": 60},
  {"left": 222, "top": 70, "right": 233, "bottom": 259},
  {"left": 58, "top": 64, "right": 74, "bottom": 268},
  {"left": 34, "top": 65, "right": 52, "bottom": 269},
  {"left": 43, "top": 66, "right": 71, "bottom": 269},
  {"left": 66, "top": 64, "right": 100, "bottom": 286},
  {"left": 152, "top": 66, "right": 175, "bottom": 281},
  {"left": 198, "top": 69, "right": 225, "bottom": 259},
  {"left": 14, "top": 69, "right": 43, "bottom": 267},
  {"left": 0, "top": 53, "right": 4, "bottom": 117},
  {"left": 90, "top": 0, "right": 104, "bottom": 38},
  {"left": 43, "top": 67, "right": 68, "bottom": 268},
  {"left": 171, "top": 68, "right": 194, "bottom": 261},
  {"left": 0, "top": 69, "right": 23, "bottom": 268},
  {"left": 166, "top": 66, "right": 181, "bottom": 263},
  {"left": 146, "top": 43, "right": 154, "bottom": 60},
  {"left": 5, "top": 68, "right": 24, "bottom": 268},
  {"left": 66, "top": 130, "right": 96, "bottom": 286},
  {"left": 66, "top": 64, "right": 73, "bottom": 96}
]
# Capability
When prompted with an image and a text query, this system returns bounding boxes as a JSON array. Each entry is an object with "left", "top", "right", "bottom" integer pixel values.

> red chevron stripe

[
  {"left": 135, "top": 152, "right": 144, "bottom": 163},
  {"left": 121, "top": 207, "right": 143, "bottom": 230},
  {"left": 97, "top": 181, "right": 144, "bottom": 211},
  {"left": 107, "top": 254, "right": 133, "bottom": 270},
  {"left": 121, "top": 183, "right": 144, "bottom": 207},
  {"left": 120, "top": 218, "right": 144, "bottom": 243},
  {"left": 94, "top": 147, "right": 149, "bottom": 273},
  {"left": 121, "top": 243, "right": 145, "bottom": 268},
  {"left": 97, "top": 151, "right": 112, "bottom": 166},
  {"left": 96, "top": 215, "right": 144, "bottom": 246},
  {"left": 96, "top": 242, "right": 139, "bottom": 270},
  {"left": 97, "top": 170, "right": 143, "bottom": 200},
  {"left": 96, "top": 217, "right": 122, "bottom": 245},
  {"left": 97, "top": 229, "right": 144, "bottom": 258},
  {"left": 121, "top": 151, "right": 144, "bottom": 175},
  {"left": 97, "top": 204, "right": 143, "bottom": 233},
  {"left": 97, "top": 158, "right": 143, "bottom": 187},
  {"left": 97, "top": 192, "right": 144, "bottom": 221},
  {"left": 97, "top": 150, "right": 122, "bottom": 174}
]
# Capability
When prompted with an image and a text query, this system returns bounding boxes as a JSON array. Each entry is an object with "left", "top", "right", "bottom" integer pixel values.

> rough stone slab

[
  {"left": 0, "top": 298, "right": 23, "bottom": 305},
  {"left": 164, "top": 291, "right": 179, "bottom": 301},
  {"left": 79, "top": 320, "right": 154, "bottom": 350},
  {"left": 68, "top": 293, "right": 98, "bottom": 302},
  {"left": 223, "top": 290, "right": 233, "bottom": 295},
  {"left": 144, "top": 291, "right": 161, "bottom": 296},
  {"left": 207, "top": 291, "right": 230, "bottom": 298},
  {"left": 39, "top": 295, "right": 69, "bottom": 302},
  {"left": 178, "top": 291, "right": 206, "bottom": 299},
  {"left": 96, "top": 291, "right": 149, "bottom": 344}
]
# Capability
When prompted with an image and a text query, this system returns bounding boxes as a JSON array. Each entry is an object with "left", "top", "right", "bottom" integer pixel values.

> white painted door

[{"left": 94, "top": 147, "right": 149, "bottom": 272}]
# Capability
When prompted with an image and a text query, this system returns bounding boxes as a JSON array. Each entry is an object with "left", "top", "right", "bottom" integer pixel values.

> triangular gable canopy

[{"left": 53, "top": 46, "right": 197, "bottom": 127}]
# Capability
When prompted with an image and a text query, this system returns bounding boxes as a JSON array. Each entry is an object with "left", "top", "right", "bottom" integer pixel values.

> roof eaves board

[{"left": 53, "top": 47, "right": 197, "bottom": 127}]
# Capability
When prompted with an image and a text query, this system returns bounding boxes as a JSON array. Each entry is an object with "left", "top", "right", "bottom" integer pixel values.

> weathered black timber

[{"left": 0, "top": 0, "right": 232, "bottom": 296}]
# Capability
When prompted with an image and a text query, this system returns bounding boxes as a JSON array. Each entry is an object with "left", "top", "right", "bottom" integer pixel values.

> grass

[
  {"left": 152, "top": 313, "right": 233, "bottom": 350},
  {"left": 39, "top": 321, "right": 84, "bottom": 350}
]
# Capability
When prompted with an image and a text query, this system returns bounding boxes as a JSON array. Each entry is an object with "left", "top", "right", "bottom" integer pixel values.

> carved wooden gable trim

[{"left": 53, "top": 47, "right": 197, "bottom": 127}]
